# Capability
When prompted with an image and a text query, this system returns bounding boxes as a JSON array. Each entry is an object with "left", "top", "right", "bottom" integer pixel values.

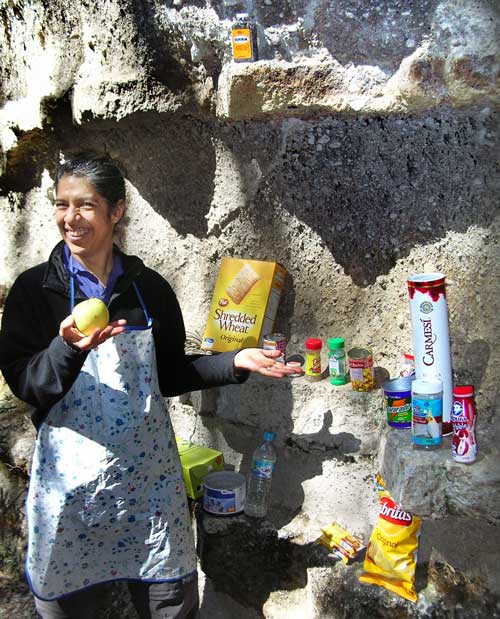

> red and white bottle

[{"left": 451, "top": 385, "right": 477, "bottom": 464}]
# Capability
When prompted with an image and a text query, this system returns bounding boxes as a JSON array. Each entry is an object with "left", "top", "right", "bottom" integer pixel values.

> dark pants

[{"left": 34, "top": 574, "right": 199, "bottom": 619}]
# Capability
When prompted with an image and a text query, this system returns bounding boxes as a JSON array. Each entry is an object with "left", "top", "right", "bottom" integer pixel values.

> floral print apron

[{"left": 26, "top": 283, "right": 196, "bottom": 600}]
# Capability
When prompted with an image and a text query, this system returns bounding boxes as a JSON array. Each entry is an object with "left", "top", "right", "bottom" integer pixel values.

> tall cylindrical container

[{"left": 407, "top": 273, "right": 453, "bottom": 435}]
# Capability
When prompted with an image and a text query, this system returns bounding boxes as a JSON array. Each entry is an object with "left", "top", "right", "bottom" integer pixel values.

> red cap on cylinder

[
  {"left": 453, "top": 385, "right": 474, "bottom": 397},
  {"left": 305, "top": 338, "right": 322, "bottom": 350}
]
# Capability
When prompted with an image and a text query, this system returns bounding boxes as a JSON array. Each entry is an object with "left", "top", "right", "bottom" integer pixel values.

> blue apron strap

[
  {"left": 127, "top": 282, "right": 153, "bottom": 330},
  {"left": 69, "top": 258, "right": 76, "bottom": 312}
]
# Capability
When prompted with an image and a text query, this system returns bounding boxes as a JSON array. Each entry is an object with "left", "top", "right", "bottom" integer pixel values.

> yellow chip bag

[{"left": 359, "top": 474, "right": 421, "bottom": 602}]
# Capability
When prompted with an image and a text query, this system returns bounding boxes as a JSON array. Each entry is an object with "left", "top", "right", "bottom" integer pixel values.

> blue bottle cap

[{"left": 264, "top": 431, "right": 276, "bottom": 442}]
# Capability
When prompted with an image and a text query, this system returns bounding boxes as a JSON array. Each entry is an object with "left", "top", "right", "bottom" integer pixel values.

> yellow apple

[{"left": 72, "top": 298, "right": 110, "bottom": 336}]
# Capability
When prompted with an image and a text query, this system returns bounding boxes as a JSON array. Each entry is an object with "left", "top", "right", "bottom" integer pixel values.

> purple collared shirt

[{"left": 63, "top": 245, "right": 123, "bottom": 304}]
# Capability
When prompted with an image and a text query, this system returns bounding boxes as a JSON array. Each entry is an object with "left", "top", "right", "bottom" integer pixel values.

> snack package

[
  {"left": 359, "top": 475, "right": 421, "bottom": 602},
  {"left": 318, "top": 521, "right": 365, "bottom": 564}
]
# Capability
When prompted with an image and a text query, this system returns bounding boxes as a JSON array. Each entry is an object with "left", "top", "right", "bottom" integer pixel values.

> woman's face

[{"left": 55, "top": 174, "right": 124, "bottom": 260}]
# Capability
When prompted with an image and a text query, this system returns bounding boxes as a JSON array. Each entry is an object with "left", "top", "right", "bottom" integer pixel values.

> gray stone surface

[
  {"left": 379, "top": 425, "right": 500, "bottom": 523},
  {"left": 1, "top": 1, "right": 499, "bottom": 127},
  {"left": 1, "top": 0, "right": 500, "bottom": 617},
  {"left": 198, "top": 508, "right": 500, "bottom": 618}
]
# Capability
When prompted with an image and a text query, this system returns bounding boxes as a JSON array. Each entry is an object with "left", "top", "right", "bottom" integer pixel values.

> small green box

[{"left": 176, "top": 438, "right": 225, "bottom": 499}]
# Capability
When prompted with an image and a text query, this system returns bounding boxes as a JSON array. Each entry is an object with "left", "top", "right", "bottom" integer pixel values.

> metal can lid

[
  {"left": 305, "top": 338, "right": 322, "bottom": 350},
  {"left": 347, "top": 347, "right": 372, "bottom": 359},
  {"left": 407, "top": 272, "right": 446, "bottom": 285},
  {"left": 328, "top": 337, "right": 345, "bottom": 350},
  {"left": 453, "top": 385, "right": 474, "bottom": 397},
  {"left": 263, "top": 333, "right": 286, "bottom": 341},
  {"left": 204, "top": 471, "right": 246, "bottom": 490},
  {"left": 412, "top": 378, "right": 443, "bottom": 395},
  {"left": 383, "top": 377, "right": 415, "bottom": 395}
]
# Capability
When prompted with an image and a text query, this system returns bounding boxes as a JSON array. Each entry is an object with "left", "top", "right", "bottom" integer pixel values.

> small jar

[
  {"left": 305, "top": 338, "right": 322, "bottom": 381},
  {"left": 411, "top": 379, "right": 443, "bottom": 450},
  {"left": 328, "top": 338, "right": 347, "bottom": 385}
]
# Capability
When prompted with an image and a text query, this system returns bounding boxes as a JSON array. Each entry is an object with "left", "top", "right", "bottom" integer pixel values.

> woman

[{"left": 0, "top": 152, "right": 298, "bottom": 619}]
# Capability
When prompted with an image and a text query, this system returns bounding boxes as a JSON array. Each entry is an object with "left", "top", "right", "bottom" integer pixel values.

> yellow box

[
  {"left": 176, "top": 438, "right": 225, "bottom": 499},
  {"left": 201, "top": 257, "right": 287, "bottom": 353}
]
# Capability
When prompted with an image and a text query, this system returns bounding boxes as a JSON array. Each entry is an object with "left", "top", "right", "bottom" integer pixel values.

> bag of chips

[{"left": 359, "top": 474, "right": 421, "bottom": 602}]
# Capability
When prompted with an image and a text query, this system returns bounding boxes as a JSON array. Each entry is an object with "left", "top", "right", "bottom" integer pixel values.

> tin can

[
  {"left": 383, "top": 377, "right": 415, "bottom": 428},
  {"left": 348, "top": 347, "right": 375, "bottom": 391},
  {"left": 263, "top": 333, "right": 286, "bottom": 364},
  {"left": 203, "top": 471, "right": 246, "bottom": 516},
  {"left": 285, "top": 361, "right": 304, "bottom": 377}
]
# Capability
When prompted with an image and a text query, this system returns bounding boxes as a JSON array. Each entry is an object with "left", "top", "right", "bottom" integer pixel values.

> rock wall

[{"left": 1, "top": 0, "right": 499, "bottom": 617}]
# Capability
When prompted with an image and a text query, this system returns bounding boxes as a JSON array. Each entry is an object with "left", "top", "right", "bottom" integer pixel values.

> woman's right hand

[{"left": 59, "top": 315, "right": 127, "bottom": 352}]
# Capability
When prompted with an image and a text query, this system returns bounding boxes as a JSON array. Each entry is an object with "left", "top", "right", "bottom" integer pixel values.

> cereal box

[{"left": 201, "top": 258, "right": 286, "bottom": 353}]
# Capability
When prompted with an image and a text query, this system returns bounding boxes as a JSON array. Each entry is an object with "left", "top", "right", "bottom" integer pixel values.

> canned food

[
  {"left": 348, "top": 347, "right": 375, "bottom": 391},
  {"left": 263, "top": 333, "right": 287, "bottom": 364},
  {"left": 203, "top": 471, "right": 246, "bottom": 516},
  {"left": 286, "top": 361, "right": 304, "bottom": 377},
  {"left": 383, "top": 377, "right": 415, "bottom": 428}
]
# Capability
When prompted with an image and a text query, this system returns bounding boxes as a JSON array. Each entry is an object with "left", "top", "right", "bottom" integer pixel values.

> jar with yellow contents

[
  {"left": 305, "top": 338, "right": 323, "bottom": 381},
  {"left": 347, "top": 347, "right": 375, "bottom": 391}
]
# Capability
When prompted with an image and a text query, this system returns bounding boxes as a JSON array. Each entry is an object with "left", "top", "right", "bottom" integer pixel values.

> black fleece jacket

[{"left": 0, "top": 242, "right": 246, "bottom": 428}]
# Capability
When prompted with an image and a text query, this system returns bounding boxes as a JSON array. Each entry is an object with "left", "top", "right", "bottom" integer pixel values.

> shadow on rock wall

[
  {"left": 0, "top": 97, "right": 217, "bottom": 239},
  {"left": 4, "top": 100, "right": 498, "bottom": 293},
  {"left": 246, "top": 112, "right": 500, "bottom": 286},
  {"left": 52, "top": 111, "right": 217, "bottom": 238},
  {"left": 194, "top": 381, "right": 365, "bottom": 531}
]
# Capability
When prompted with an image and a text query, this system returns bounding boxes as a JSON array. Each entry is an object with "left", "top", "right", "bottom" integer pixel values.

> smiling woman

[
  {"left": 54, "top": 175, "right": 124, "bottom": 282},
  {"left": 53, "top": 154, "right": 126, "bottom": 287},
  {"left": 0, "top": 151, "right": 299, "bottom": 619}
]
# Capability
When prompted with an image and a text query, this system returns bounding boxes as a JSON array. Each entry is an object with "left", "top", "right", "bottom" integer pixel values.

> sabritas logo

[{"left": 380, "top": 497, "right": 412, "bottom": 525}]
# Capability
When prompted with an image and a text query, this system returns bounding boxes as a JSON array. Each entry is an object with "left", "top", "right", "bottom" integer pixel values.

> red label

[
  {"left": 349, "top": 357, "right": 373, "bottom": 369},
  {"left": 379, "top": 497, "right": 413, "bottom": 526},
  {"left": 408, "top": 279, "right": 446, "bottom": 302}
]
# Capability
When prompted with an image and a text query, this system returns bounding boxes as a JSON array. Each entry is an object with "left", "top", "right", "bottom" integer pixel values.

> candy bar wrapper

[
  {"left": 407, "top": 273, "right": 453, "bottom": 430},
  {"left": 318, "top": 522, "right": 365, "bottom": 563}
]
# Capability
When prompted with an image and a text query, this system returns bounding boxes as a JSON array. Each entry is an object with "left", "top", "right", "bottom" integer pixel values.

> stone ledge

[
  {"left": 180, "top": 373, "right": 384, "bottom": 457},
  {"left": 197, "top": 508, "right": 500, "bottom": 618},
  {"left": 215, "top": 45, "right": 500, "bottom": 121},
  {"left": 379, "top": 425, "right": 500, "bottom": 523}
]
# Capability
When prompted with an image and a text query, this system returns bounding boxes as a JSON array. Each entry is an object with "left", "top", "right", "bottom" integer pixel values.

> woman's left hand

[{"left": 234, "top": 348, "right": 302, "bottom": 379}]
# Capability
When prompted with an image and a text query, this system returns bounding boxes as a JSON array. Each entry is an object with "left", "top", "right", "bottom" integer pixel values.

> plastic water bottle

[{"left": 244, "top": 431, "right": 277, "bottom": 518}]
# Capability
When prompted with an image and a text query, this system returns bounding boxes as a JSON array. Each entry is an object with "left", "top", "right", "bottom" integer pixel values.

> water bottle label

[
  {"left": 252, "top": 459, "right": 275, "bottom": 479},
  {"left": 412, "top": 396, "right": 442, "bottom": 446}
]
